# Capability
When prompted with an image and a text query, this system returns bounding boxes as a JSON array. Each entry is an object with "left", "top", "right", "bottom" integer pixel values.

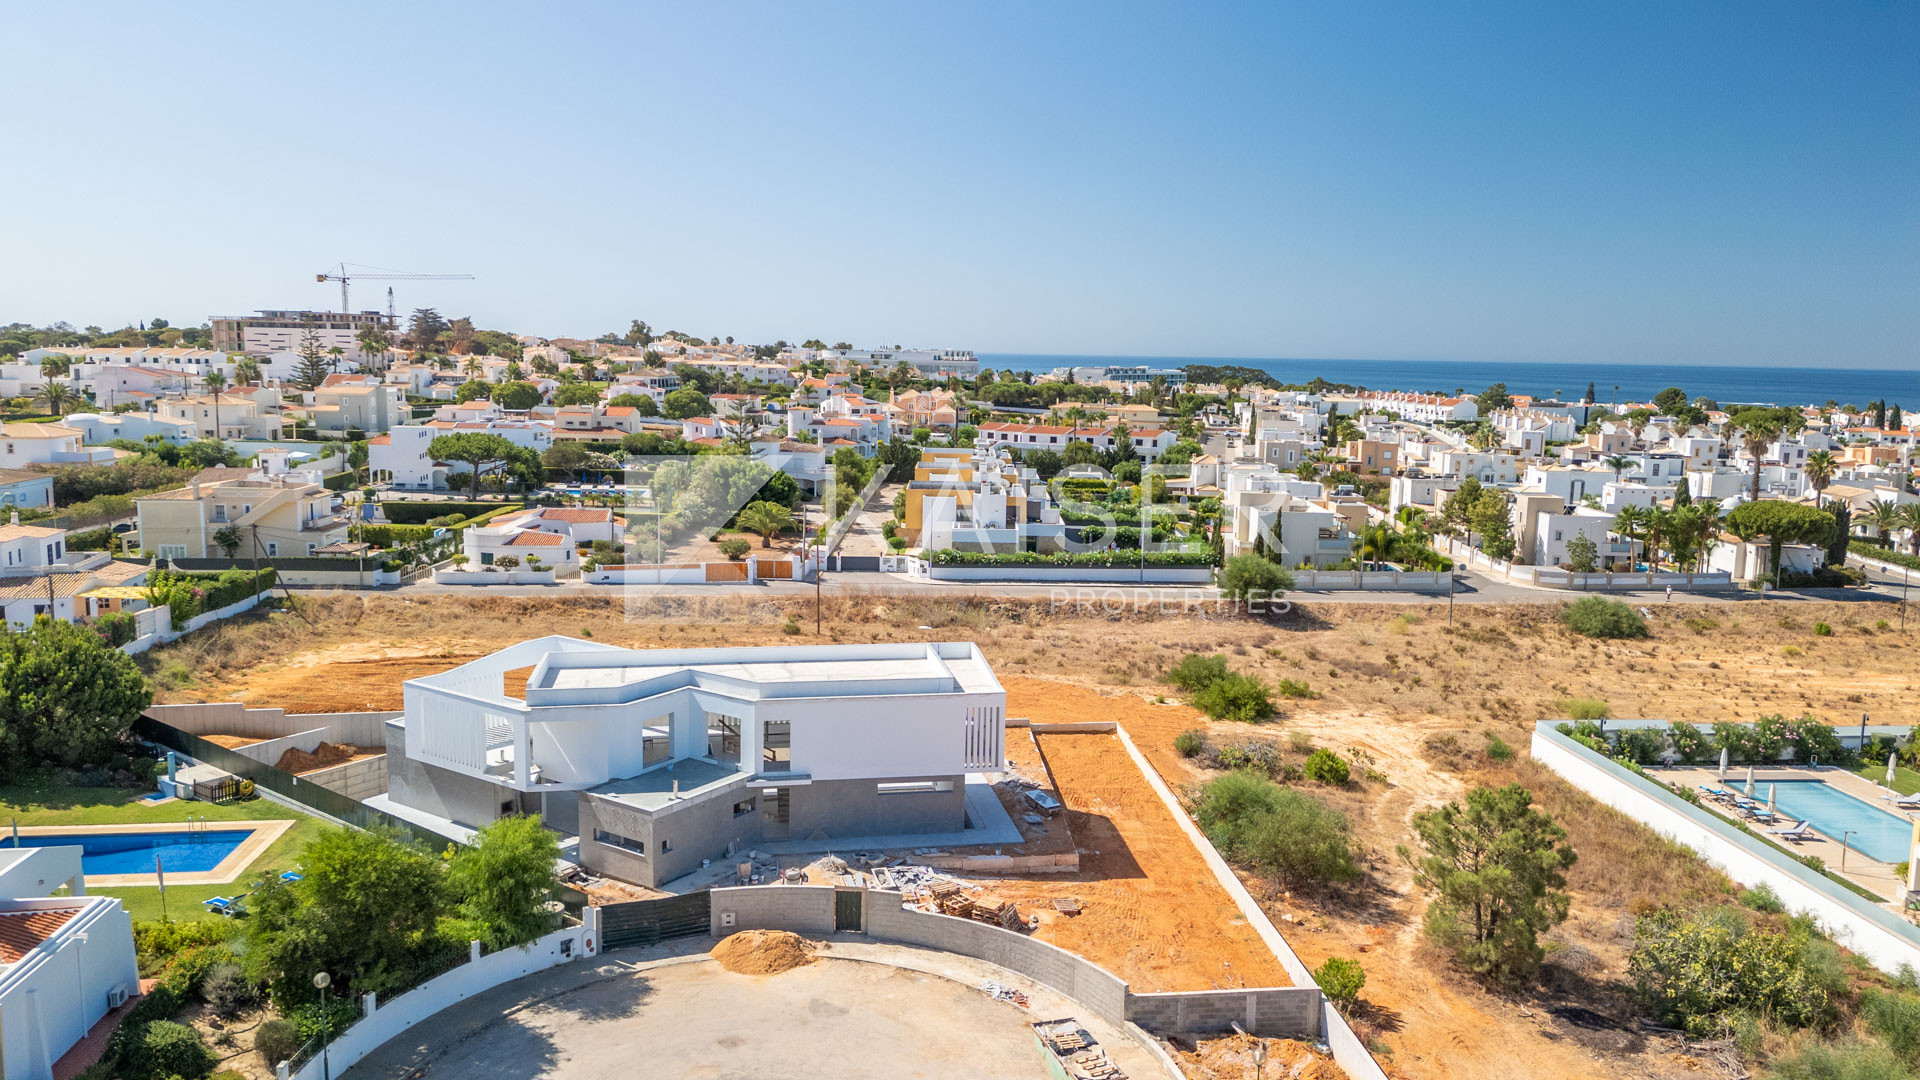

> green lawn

[
  {"left": 1853, "top": 762, "right": 1920, "bottom": 798},
  {"left": 0, "top": 783, "right": 336, "bottom": 924}
]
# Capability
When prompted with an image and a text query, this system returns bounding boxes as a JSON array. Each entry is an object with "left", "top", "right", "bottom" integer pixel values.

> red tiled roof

[
  {"left": 505, "top": 531, "right": 567, "bottom": 547},
  {"left": 537, "top": 508, "right": 613, "bottom": 523},
  {"left": 367, "top": 434, "right": 391, "bottom": 445},
  {"left": 0, "top": 905, "right": 83, "bottom": 963}
]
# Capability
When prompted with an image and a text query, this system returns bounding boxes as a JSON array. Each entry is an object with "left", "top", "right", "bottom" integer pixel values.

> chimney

[
  {"left": 7, "top": 510, "right": 17, "bottom": 526},
  {"left": 190, "top": 476, "right": 202, "bottom": 499}
]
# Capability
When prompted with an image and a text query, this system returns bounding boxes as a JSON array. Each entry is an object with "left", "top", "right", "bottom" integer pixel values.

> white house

[
  {"left": 0, "top": 423, "right": 115, "bottom": 470},
  {"left": 0, "top": 845, "right": 139, "bottom": 1080},
  {"left": 59, "top": 412, "right": 197, "bottom": 446},
  {"left": 370, "top": 420, "right": 553, "bottom": 491},
  {"left": 458, "top": 507, "right": 617, "bottom": 573},
  {"left": 377, "top": 638, "right": 1006, "bottom": 888}
]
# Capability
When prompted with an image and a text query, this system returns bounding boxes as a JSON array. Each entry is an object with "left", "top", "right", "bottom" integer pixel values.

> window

[
  {"left": 762, "top": 721, "right": 791, "bottom": 772},
  {"left": 265, "top": 542, "right": 278, "bottom": 556},
  {"left": 876, "top": 780, "right": 954, "bottom": 796},
  {"left": 733, "top": 798, "right": 756, "bottom": 817},
  {"left": 706, "top": 712, "right": 742, "bottom": 764},
  {"left": 593, "top": 829, "right": 645, "bottom": 856}
]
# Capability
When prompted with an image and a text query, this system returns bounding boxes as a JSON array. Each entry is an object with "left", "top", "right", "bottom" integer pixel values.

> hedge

[
  {"left": 381, "top": 500, "right": 523, "bottom": 524},
  {"left": 1851, "top": 540, "right": 1920, "bottom": 573},
  {"left": 361, "top": 504, "right": 524, "bottom": 547},
  {"left": 66, "top": 525, "right": 115, "bottom": 551},
  {"left": 929, "top": 548, "right": 1214, "bottom": 567}
]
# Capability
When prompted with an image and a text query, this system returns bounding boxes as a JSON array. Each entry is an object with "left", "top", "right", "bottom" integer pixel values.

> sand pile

[
  {"left": 1175, "top": 1033, "right": 1347, "bottom": 1080},
  {"left": 709, "top": 930, "right": 821, "bottom": 975},
  {"left": 275, "top": 741, "right": 358, "bottom": 774}
]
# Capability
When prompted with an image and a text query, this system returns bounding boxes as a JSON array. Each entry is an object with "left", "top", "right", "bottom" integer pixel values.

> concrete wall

[
  {"left": 144, "top": 703, "right": 399, "bottom": 746},
  {"left": 788, "top": 775, "right": 964, "bottom": 838},
  {"left": 382, "top": 720, "right": 518, "bottom": 831},
  {"left": 709, "top": 884, "right": 837, "bottom": 935},
  {"left": 0, "top": 896, "right": 139, "bottom": 1080},
  {"left": 922, "top": 564, "right": 1212, "bottom": 584},
  {"left": 1531, "top": 724, "right": 1920, "bottom": 976},
  {"left": 581, "top": 782, "right": 763, "bottom": 890},
  {"left": 432, "top": 568, "right": 557, "bottom": 586},
  {"left": 1125, "top": 988, "right": 1322, "bottom": 1037},
  {"left": 1290, "top": 568, "right": 1448, "bottom": 592},
  {"left": 302, "top": 755, "right": 389, "bottom": 801},
  {"left": 286, "top": 916, "right": 597, "bottom": 1080},
  {"left": 230, "top": 727, "right": 331, "bottom": 768}
]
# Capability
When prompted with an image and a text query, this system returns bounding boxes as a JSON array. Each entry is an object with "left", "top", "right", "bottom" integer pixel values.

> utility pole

[{"left": 1447, "top": 564, "right": 1456, "bottom": 626}]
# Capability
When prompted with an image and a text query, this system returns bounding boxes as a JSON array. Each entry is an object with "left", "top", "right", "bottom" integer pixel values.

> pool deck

[
  {"left": 1655, "top": 765, "right": 1910, "bottom": 904},
  {"left": 12, "top": 819, "right": 294, "bottom": 887}
]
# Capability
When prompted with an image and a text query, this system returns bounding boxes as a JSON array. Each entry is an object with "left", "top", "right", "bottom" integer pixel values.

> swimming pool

[
  {"left": 1766, "top": 781, "right": 1914, "bottom": 864},
  {"left": 8, "top": 829, "right": 250, "bottom": 876}
]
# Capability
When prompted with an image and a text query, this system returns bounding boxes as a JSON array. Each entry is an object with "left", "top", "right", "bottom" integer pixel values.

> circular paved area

[{"left": 346, "top": 956, "right": 1061, "bottom": 1079}]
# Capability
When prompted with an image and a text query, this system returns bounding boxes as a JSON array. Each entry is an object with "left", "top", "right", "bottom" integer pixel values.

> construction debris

[
  {"left": 1051, "top": 897, "right": 1082, "bottom": 916},
  {"left": 710, "top": 929, "right": 821, "bottom": 975},
  {"left": 1033, "top": 1018, "right": 1126, "bottom": 1080},
  {"left": 978, "top": 979, "right": 1031, "bottom": 1008}
]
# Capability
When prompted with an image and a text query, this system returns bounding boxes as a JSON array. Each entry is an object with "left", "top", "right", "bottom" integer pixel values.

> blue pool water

[
  {"left": 7, "top": 830, "right": 248, "bottom": 875},
  {"left": 1765, "top": 781, "right": 1914, "bottom": 864}
]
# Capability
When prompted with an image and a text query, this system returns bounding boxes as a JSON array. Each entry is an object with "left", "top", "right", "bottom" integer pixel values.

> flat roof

[
  {"left": 529, "top": 641, "right": 1002, "bottom": 701},
  {"left": 589, "top": 757, "right": 747, "bottom": 812}
]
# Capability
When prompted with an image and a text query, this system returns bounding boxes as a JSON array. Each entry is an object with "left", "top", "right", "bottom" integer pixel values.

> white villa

[
  {"left": 376, "top": 638, "right": 1006, "bottom": 888},
  {"left": 0, "top": 846, "right": 139, "bottom": 1080}
]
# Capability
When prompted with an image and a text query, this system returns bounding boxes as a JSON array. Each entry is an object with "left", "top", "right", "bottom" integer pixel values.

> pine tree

[
  {"left": 292, "top": 328, "right": 331, "bottom": 391},
  {"left": 1891, "top": 404, "right": 1905, "bottom": 431}
]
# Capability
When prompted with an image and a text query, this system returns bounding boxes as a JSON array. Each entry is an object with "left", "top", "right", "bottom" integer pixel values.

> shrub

[
  {"left": 1163, "top": 653, "right": 1229, "bottom": 692},
  {"left": 1193, "top": 673, "right": 1276, "bottom": 723},
  {"left": 1484, "top": 734, "right": 1514, "bottom": 761},
  {"left": 253, "top": 1019, "right": 299, "bottom": 1066},
  {"left": 126, "top": 1020, "right": 216, "bottom": 1080},
  {"left": 1173, "top": 729, "right": 1208, "bottom": 758},
  {"left": 1302, "top": 748, "right": 1350, "bottom": 785},
  {"left": 1629, "top": 907, "right": 1836, "bottom": 1036},
  {"left": 718, "top": 538, "right": 751, "bottom": 560},
  {"left": 1218, "top": 554, "right": 1295, "bottom": 603},
  {"left": 1864, "top": 990, "right": 1920, "bottom": 1068},
  {"left": 1274, "top": 678, "right": 1318, "bottom": 700},
  {"left": 1738, "top": 882, "right": 1785, "bottom": 914},
  {"left": 1561, "top": 596, "right": 1648, "bottom": 639},
  {"left": 202, "top": 963, "right": 256, "bottom": 1019},
  {"left": 1555, "top": 697, "right": 1611, "bottom": 721},
  {"left": 782, "top": 619, "right": 802, "bottom": 636},
  {"left": 1766, "top": 1038, "right": 1911, "bottom": 1080},
  {"left": 1814, "top": 621, "right": 1833, "bottom": 636},
  {"left": 1314, "top": 957, "right": 1366, "bottom": 1007},
  {"left": 1193, "top": 772, "right": 1358, "bottom": 887}
]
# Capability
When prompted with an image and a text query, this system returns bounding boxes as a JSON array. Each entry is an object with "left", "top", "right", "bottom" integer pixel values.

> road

[{"left": 337, "top": 565, "right": 1906, "bottom": 608}]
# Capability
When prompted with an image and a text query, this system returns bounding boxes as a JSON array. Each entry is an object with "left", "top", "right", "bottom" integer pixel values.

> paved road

[{"left": 331, "top": 566, "right": 1904, "bottom": 608}]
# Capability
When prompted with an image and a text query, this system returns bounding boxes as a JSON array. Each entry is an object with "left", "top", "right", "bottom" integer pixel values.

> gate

[
  {"left": 834, "top": 888, "right": 863, "bottom": 932},
  {"left": 836, "top": 555, "right": 882, "bottom": 572},
  {"left": 599, "top": 892, "right": 713, "bottom": 949}
]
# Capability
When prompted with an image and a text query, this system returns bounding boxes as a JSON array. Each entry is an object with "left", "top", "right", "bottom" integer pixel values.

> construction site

[{"left": 135, "top": 590, "right": 1920, "bottom": 1080}]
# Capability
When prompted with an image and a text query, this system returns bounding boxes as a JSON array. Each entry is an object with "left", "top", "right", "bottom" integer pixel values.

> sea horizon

[{"left": 980, "top": 353, "right": 1918, "bottom": 411}]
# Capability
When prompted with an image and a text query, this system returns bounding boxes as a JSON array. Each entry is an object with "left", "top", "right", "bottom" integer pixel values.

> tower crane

[{"left": 315, "top": 263, "right": 474, "bottom": 317}]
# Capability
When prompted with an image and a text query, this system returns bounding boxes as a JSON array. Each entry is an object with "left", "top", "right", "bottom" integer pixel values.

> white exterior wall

[{"left": 0, "top": 895, "right": 139, "bottom": 1080}]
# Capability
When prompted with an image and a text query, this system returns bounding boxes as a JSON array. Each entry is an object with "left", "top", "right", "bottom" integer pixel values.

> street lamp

[
  {"left": 1840, "top": 831, "right": 1854, "bottom": 872},
  {"left": 314, "top": 971, "right": 333, "bottom": 1080},
  {"left": 1252, "top": 1039, "right": 1268, "bottom": 1080}
]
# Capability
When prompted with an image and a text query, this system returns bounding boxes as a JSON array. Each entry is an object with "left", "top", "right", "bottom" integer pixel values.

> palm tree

[
  {"left": 1868, "top": 501, "right": 1901, "bottom": 548},
  {"left": 1352, "top": 523, "right": 1395, "bottom": 570},
  {"left": 1804, "top": 450, "right": 1837, "bottom": 503},
  {"left": 231, "top": 356, "right": 262, "bottom": 387},
  {"left": 463, "top": 355, "right": 484, "bottom": 379},
  {"left": 1062, "top": 406, "right": 1088, "bottom": 441},
  {"left": 1612, "top": 505, "right": 1649, "bottom": 568},
  {"left": 1604, "top": 455, "right": 1635, "bottom": 483},
  {"left": 356, "top": 325, "right": 394, "bottom": 372},
  {"left": 38, "top": 376, "right": 72, "bottom": 416},
  {"left": 736, "top": 500, "right": 795, "bottom": 548},
  {"left": 1898, "top": 503, "right": 1920, "bottom": 560},
  {"left": 326, "top": 345, "right": 346, "bottom": 374},
  {"left": 203, "top": 370, "right": 227, "bottom": 438}
]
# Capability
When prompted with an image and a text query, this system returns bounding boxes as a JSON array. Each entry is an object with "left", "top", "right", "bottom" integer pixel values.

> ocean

[{"left": 980, "top": 354, "right": 1919, "bottom": 410}]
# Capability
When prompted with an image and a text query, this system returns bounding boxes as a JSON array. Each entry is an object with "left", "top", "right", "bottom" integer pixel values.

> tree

[
  {"left": 551, "top": 382, "right": 601, "bottom": 407},
  {"left": 202, "top": 370, "right": 227, "bottom": 437},
  {"left": 1804, "top": 450, "right": 1836, "bottom": 503},
  {"left": 542, "top": 442, "right": 599, "bottom": 483},
  {"left": 213, "top": 525, "right": 243, "bottom": 558},
  {"left": 627, "top": 319, "right": 653, "bottom": 347},
  {"left": 661, "top": 387, "right": 713, "bottom": 420},
  {"left": 875, "top": 437, "right": 919, "bottom": 483},
  {"left": 447, "top": 815, "right": 560, "bottom": 951},
  {"left": 1564, "top": 533, "right": 1598, "bottom": 573},
  {"left": 0, "top": 618, "right": 154, "bottom": 776},
  {"left": 407, "top": 308, "right": 449, "bottom": 352},
  {"left": 231, "top": 355, "right": 262, "bottom": 387},
  {"left": 357, "top": 324, "right": 394, "bottom": 370},
  {"left": 492, "top": 381, "right": 542, "bottom": 411},
  {"left": 606, "top": 393, "right": 659, "bottom": 415},
  {"left": 1403, "top": 783, "right": 1576, "bottom": 984},
  {"left": 1060, "top": 440, "right": 1103, "bottom": 468},
  {"left": 1475, "top": 382, "right": 1513, "bottom": 413},
  {"left": 1652, "top": 387, "right": 1689, "bottom": 414},
  {"left": 1603, "top": 455, "right": 1634, "bottom": 482},
  {"left": 1868, "top": 500, "right": 1901, "bottom": 547},
  {"left": 454, "top": 379, "right": 491, "bottom": 403},
  {"left": 1612, "top": 504, "right": 1648, "bottom": 566},
  {"left": 1898, "top": 503, "right": 1920, "bottom": 559},
  {"left": 1194, "top": 772, "right": 1358, "bottom": 887},
  {"left": 736, "top": 500, "right": 795, "bottom": 547},
  {"left": 244, "top": 829, "right": 448, "bottom": 1006},
  {"left": 1219, "top": 553, "right": 1293, "bottom": 605},
  {"left": 1725, "top": 500, "right": 1838, "bottom": 580},
  {"left": 429, "top": 432, "right": 531, "bottom": 499},
  {"left": 292, "top": 327, "right": 331, "bottom": 391},
  {"left": 1441, "top": 476, "right": 1482, "bottom": 536}
]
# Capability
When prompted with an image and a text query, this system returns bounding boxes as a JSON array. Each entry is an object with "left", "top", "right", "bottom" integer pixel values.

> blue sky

[{"left": 5, "top": 2, "right": 1916, "bottom": 367}]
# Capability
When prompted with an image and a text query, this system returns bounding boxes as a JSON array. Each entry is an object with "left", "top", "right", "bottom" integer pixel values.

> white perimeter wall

[{"left": 1531, "top": 725, "right": 1920, "bottom": 975}]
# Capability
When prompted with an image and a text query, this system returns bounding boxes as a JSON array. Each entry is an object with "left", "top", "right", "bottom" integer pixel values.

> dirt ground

[{"left": 144, "top": 592, "right": 1920, "bottom": 1080}]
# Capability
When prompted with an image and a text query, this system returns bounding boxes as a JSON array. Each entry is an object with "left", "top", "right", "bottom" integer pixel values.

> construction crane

[{"left": 315, "top": 262, "right": 474, "bottom": 317}]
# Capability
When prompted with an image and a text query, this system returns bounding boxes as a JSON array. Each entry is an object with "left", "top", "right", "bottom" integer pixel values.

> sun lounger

[
  {"left": 202, "top": 894, "right": 248, "bottom": 917},
  {"left": 1769, "top": 820, "right": 1815, "bottom": 841},
  {"left": 279, "top": 871, "right": 304, "bottom": 883},
  {"left": 1888, "top": 793, "right": 1920, "bottom": 809}
]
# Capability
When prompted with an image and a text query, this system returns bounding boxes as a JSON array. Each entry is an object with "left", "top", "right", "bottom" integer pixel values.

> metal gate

[
  {"left": 834, "top": 889, "right": 863, "bottom": 932},
  {"left": 599, "top": 892, "right": 712, "bottom": 950}
]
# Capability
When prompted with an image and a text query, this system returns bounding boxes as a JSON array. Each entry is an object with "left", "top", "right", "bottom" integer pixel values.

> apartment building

[
  {"left": 1220, "top": 466, "right": 1354, "bottom": 566},
  {"left": 900, "top": 447, "right": 1065, "bottom": 553},
  {"left": 973, "top": 422, "right": 1177, "bottom": 462},
  {"left": 827, "top": 348, "right": 980, "bottom": 379},
  {"left": 156, "top": 393, "right": 285, "bottom": 441},
  {"left": 1329, "top": 391, "right": 1479, "bottom": 423},
  {"left": 210, "top": 309, "right": 394, "bottom": 364},
  {"left": 300, "top": 383, "right": 408, "bottom": 435},
  {"left": 378, "top": 638, "right": 1006, "bottom": 888},
  {"left": 134, "top": 470, "right": 349, "bottom": 558}
]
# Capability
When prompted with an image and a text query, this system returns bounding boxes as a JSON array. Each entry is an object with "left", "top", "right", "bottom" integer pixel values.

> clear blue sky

[{"left": 5, "top": 2, "right": 1916, "bottom": 368}]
